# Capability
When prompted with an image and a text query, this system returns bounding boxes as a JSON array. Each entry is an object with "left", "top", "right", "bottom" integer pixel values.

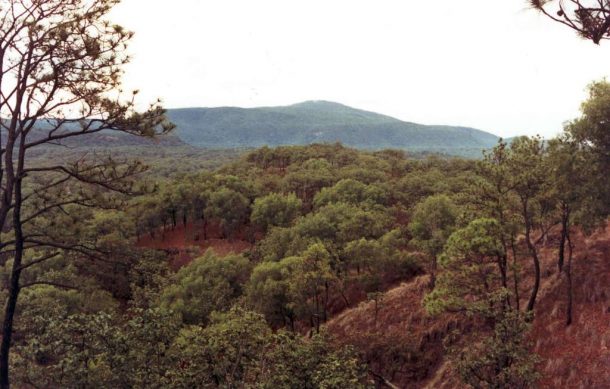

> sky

[{"left": 110, "top": 1, "right": 610, "bottom": 138}]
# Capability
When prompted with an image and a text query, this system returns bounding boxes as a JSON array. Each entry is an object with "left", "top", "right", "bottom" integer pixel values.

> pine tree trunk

[
  {"left": 511, "top": 238, "right": 520, "bottom": 311},
  {"left": 523, "top": 200, "right": 540, "bottom": 312},
  {"left": 566, "top": 232, "right": 574, "bottom": 326},
  {"left": 0, "top": 177, "right": 24, "bottom": 389},
  {"left": 558, "top": 205, "right": 569, "bottom": 274}
]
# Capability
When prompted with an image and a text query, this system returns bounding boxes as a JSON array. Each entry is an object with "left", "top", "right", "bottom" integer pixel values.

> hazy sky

[{"left": 110, "top": 1, "right": 610, "bottom": 138}]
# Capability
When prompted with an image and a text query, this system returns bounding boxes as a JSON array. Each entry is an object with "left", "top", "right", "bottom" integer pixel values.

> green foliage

[
  {"left": 282, "top": 158, "right": 336, "bottom": 205},
  {"left": 257, "top": 331, "right": 368, "bottom": 389},
  {"left": 290, "top": 244, "right": 336, "bottom": 328},
  {"left": 205, "top": 187, "right": 250, "bottom": 238},
  {"left": 251, "top": 192, "right": 302, "bottom": 231},
  {"left": 314, "top": 179, "right": 388, "bottom": 208},
  {"left": 409, "top": 195, "right": 459, "bottom": 259},
  {"left": 245, "top": 256, "right": 302, "bottom": 328},
  {"left": 254, "top": 226, "right": 311, "bottom": 262},
  {"left": 159, "top": 250, "right": 251, "bottom": 325},
  {"left": 454, "top": 310, "right": 540, "bottom": 389},
  {"left": 128, "top": 250, "right": 172, "bottom": 309},
  {"left": 21, "top": 135, "right": 610, "bottom": 388},
  {"left": 409, "top": 194, "right": 459, "bottom": 285},
  {"left": 425, "top": 218, "right": 505, "bottom": 316},
  {"left": 565, "top": 80, "right": 610, "bottom": 217},
  {"left": 343, "top": 238, "right": 384, "bottom": 275},
  {"left": 394, "top": 168, "right": 451, "bottom": 208},
  {"left": 167, "top": 307, "right": 271, "bottom": 387},
  {"left": 13, "top": 308, "right": 181, "bottom": 388}
]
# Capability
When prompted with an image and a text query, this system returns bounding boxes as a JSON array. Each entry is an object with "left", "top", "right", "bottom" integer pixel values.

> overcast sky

[{"left": 110, "top": 1, "right": 610, "bottom": 138}]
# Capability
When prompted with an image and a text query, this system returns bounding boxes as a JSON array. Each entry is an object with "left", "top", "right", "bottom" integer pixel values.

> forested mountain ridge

[{"left": 166, "top": 101, "right": 501, "bottom": 155}]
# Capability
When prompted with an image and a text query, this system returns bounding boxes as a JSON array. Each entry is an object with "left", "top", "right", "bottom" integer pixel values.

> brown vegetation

[{"left": 325, "top": 223, "right": 610, "bottom": 388}]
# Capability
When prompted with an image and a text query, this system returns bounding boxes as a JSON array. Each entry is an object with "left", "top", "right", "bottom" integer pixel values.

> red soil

[
  {"left": 325, "top": 223, "right": 610, "bottom": 388},
  {"left": 136, "top": 222, "right": 252, "bottom": 269},
  {"left": 326, "top": 276, "right": 463, "bottom": 388}
]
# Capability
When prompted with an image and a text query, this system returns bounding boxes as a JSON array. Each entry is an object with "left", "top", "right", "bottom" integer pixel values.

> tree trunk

[
  {"left": 497, "top": 254, "right": 508, "bottom": 289},
  {"left": 429, "top": 256, "right": 437, "bottom": 289},
  {"left": 566, "top": 232, "right": 574, "bottom": 326},
  {"left": 511, "top": 238, "right": 520, "bottom": 311},
  {"left": 497, "top": 253, "right": 510, "bottom": 308},
  {"left": 314, "top": 292, "right": 320, "bottom": 333},
  {"left": 525, "top": 231, "right": 541, "bottom": 312},
  {"left": 323, "top": 282, "right": 329, "bottom": 323},
  {"left": 339, "top": 287, "right": 350, "bottom": 308},
  {"left": 0, "top": 177, "right": 24, "bottom": 389},
  {"left": 523, "top": 200, "right": 540, "bottom": 312},
  {"left": 557, "top": 204, "right": 569, "bottom": 274}
]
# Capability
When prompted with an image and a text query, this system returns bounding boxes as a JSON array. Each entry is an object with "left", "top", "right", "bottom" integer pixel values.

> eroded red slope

[
  {"left": 136, "top": 222, "right": 252, "bottom": 269},
  {"left": 325, "top": 225, "right": 610, "bottom": 388}
]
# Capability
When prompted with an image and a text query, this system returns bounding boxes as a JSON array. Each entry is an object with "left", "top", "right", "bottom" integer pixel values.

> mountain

[{"left": 166, "top": 101, "right": 501, "bottom": 155}]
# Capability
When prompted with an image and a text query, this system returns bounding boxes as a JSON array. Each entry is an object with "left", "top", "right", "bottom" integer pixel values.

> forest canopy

[{"left": 0, "top": 0, "right": 609, "bottom": 388}]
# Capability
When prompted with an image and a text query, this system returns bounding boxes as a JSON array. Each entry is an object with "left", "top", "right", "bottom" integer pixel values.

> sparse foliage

[{"left": 530, "top": 0, "right": 610, "bottom": 44}]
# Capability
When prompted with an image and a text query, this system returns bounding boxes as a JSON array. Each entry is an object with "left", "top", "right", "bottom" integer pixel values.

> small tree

[
  {"left": 455, "top": 310, "right": 540, "bottom": 389},
  {"left": 428, "top": 218, "right": 540, "bottom": 388},
  {"left": 205, "top": 187, "right": 250, "bottom": 239},
  {"left": 257, "top": 331, "right": 367, "bottom": 389},
  {"left": 159, "top": 250, "right": 251, "bottom": 325},
  {"left": 425, "top": 218, "right": 506, "bottom": 317},
  {"left": 167, "top": 307, "right": 271, "bottom": 388},
  {"left": 409, "top": 194, "right": 459, "bottom": 288},
  {"left": 245, "top": 257, "right": 301, "bottom": 329},
  {"left": 251, "top": 192, "right": 302, "bottom": 232},
  {"left": 289, "top": 243, "right": 335, "bottom": 333}
]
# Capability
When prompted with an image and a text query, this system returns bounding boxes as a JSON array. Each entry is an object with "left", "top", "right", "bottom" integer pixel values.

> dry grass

[
  {"left": 531, "top": 225, "right": 610, "bottom": 389},
  {"left": 325, "top": 275, "right": 465, "bottom": 388},
  {"left": 324, "top": 223, "right": 610, "bottom": 388}
]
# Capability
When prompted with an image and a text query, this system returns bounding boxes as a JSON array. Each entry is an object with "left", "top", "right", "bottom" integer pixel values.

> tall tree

[
  {"left": 475, "top": 141, "right": 522, "bottom": 310},
  {"left": 507, "top": 136, "right": 550, "bottom": 312},
  {"left": 547, "top": 82, "right": 610, "bottom": 324},
  {"left": 530, "top": 0, "right": 610, "bottom": 44},
  {"left": 565, "top": 80, "right": 610, "bottom": 217},
  {"left": 0, "top": 1, "right": 172, "bottom": 386}
]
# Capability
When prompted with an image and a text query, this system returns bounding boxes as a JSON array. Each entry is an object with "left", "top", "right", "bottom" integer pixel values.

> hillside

[
  {"left": 167, "top": 101, "right": 501, "bottom": 156},
  {"left": 325, "top": 223, "right": 610, "bottom": 388}
]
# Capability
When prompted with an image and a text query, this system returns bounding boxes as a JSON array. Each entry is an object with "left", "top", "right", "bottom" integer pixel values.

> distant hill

[{"left": 166, "top": 101, "right": 501, "bottom": 156}]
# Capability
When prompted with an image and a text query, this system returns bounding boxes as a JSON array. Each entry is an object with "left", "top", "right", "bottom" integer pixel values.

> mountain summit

[{"left": 166, "top": 101, "right": 500, "bottom": 155}]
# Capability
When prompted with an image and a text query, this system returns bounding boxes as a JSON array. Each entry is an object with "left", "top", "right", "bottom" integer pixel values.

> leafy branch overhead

[{"left": 530, "top": 0, "right": 610, "bottom": 43}]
